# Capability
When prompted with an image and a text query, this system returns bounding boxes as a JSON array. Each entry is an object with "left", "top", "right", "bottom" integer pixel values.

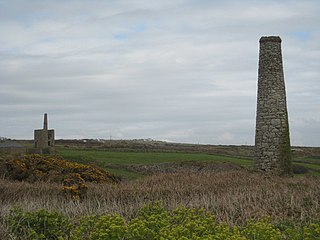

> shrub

[
  {"left": 7, "top": 207, "right": 72, "bottom": 240},
  {"left": 304, "top": 223, "right": 320, "bottom": 240},
  {"left": 63, "top": 173, "right": 88, "bottom": 200},
  {"left": 242, "top": 217, "right": 282, "bottom": 240},
  {"left": 71, "top": 214, "right": 126, "bottom": 240},
  {"left": 160, "top": 206, "right": 244, "bottom": 240},
  {"left": 5, "top": 205, "right": 320, "bottom": 240},
  {"left": 127, "top": 202, "right": 171, "bottom": 239},
  {"left": 3, "top": 154, "right": 118, "bottom": 184},
  {"left": 279, "top": 222, "right": 320, "bottom": 240},
  {"left": 126, "top": 203, "right": 245, "bottom": 240}
]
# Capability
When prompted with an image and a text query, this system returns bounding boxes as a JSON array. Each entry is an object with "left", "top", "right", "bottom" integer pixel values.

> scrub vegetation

[{"left": 0, "top": 141, "right": 320, "bottom": 239}]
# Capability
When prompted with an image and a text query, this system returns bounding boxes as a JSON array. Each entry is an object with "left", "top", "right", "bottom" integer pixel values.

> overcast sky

[{"left": 0, "top": 0, "right": 319, "bottom": 146}]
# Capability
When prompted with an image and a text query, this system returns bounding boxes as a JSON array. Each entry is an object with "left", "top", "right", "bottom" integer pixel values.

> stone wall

[
  {"left": 34, "top": 129, "right": 49, "bottom": 149},
  {"left": 254, "top": 36, "right": 292, "bottom": 175},
  {"left": 48, "top": 130, "right": 55, "bottom": 147}
]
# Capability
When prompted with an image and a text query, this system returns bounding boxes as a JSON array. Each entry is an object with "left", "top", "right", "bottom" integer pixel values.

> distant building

[
  {"left": 31, "top": 113, "right": 55, "bottom": 154},
  {"left": 0, "top": 141, "right": 26, "bottom": 154}
]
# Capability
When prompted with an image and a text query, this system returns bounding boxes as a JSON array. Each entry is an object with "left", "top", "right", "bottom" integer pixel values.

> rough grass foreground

[{"left": 1, "top": 170, "right": 319, "bottom": 224}]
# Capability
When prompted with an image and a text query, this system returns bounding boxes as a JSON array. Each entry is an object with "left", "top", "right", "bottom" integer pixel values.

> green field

[
  {"left": 56, "top": 148, "right": 320, "bottom": 179},
  {"left": 56, "top": 149, "right": 252, "bottom": 165},
  {"left": 56, "top": 149, "right": 252, "bottom": 179}
]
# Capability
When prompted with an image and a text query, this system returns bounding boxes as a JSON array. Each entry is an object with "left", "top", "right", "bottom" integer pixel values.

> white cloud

[{"left": 0, "top": 0, "right": 319, "bottom": 146}]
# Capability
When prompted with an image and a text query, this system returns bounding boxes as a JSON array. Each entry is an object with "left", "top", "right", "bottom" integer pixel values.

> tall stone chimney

[
  {"left": 43, "top": 113, "right": 48, "bottom": 130},
  {"left": 254, "top": 36, "right": 292, "bottom": 175}
]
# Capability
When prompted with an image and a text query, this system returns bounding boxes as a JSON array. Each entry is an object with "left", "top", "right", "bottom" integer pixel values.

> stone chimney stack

[
  {"left": 254, "top": 36, "right": 292, "bottom": 175},
  {"left": 43, "top": 113, "right": 48, "bottom": 130}
]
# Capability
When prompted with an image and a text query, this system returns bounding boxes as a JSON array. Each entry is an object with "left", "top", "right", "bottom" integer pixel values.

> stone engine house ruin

[
  {"left": 254, "top": 36, "right": 292, "bottom": 175},
  {"left": 33, "top": 113, "right": 55, "bottom": 154}
]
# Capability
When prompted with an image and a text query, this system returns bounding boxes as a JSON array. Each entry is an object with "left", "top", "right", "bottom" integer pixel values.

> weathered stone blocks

[
  {"left": 254, "top": 36, "right": 292, "bottom": 175},
  {"left": 32, "top": 113, "right": 55, "bottom": 154}
]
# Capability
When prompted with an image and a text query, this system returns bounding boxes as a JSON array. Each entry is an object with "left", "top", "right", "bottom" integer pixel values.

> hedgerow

[{"left": 5, "top": 204, "right": 320, "bottom": 240}]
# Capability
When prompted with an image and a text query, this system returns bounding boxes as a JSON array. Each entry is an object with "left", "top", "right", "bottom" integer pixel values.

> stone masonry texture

[
  {"left": 33, "top": 113, "right": 55, "bottom": 154},
  {"left": 254, "top": 36, "right": 292, "bottom": 175}
]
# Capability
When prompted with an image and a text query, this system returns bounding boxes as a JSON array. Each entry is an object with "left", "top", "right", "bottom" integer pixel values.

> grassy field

[
  {"left": 56, "top": 147, "right": 320, "bottom": 179},
  {"left": 19, "top": 139, "right": 320, "bottom": 178},
  {"left": 56, "top": 149, "right": 253, "bottom": 179},
  {"left": 56, "top": 149, "right": 252, "bottom": 165}
]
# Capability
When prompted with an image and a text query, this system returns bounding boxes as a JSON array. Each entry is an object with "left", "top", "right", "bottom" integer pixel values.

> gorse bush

[
  {"left": 1, "top": 154, "right": 120, "bottom": 200},
  {"left": 6, "top": 204, "right": 320, "bottom": 240},
  {"left": 2, "top": 154, "right": 118, "bottom": 184},
  {"left": 63, "top": 173, "right": 88, "bottom": 200}
]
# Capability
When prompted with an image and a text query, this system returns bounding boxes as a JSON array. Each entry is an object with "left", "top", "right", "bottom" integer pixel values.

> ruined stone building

[
  {"left": 33, "top": 113, "right": 55, "bottom": 154},
  {"left": 254, "top": 36, "right": 292, "bottom": 175}
]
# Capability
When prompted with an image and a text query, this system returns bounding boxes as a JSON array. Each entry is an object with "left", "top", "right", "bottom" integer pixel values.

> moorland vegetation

[{"left": 0, "top": 141, "right": 320, "bottom": 239}]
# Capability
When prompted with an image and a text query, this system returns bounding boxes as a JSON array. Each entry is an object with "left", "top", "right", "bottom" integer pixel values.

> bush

[
  {"left": 127, "top": 202, "right": 171, "bottom": 239},
  {"left": 71, "top": 214, "right": 126, "bottom": 240},
  {"left": 277, "top": 222, "right": 320, "bottom": 240},
  {"left": 7, "top": 207, "right": 72, "bottom": 239},
  {"left": 5, "top": 205, "right": 320, "bottom": 240},
  {"left": 242, "top": 217, "right": 282, "bottom": 240},
  {"left": 304, "top": 223, "right": 320, "bottom": 240},
  {"left": 160, "top": 206, "right": 244, "bottom": 240},
  {"left": 3, "top": 154, "right": 119, "bottom": 184},
  {"left": 63, "top": 173, "right": 88, "bottom": 200}
]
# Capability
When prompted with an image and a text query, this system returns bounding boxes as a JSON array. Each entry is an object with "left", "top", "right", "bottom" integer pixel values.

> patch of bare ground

[{"left": 1, "top": 169, "right": 319, "bottom": 227}]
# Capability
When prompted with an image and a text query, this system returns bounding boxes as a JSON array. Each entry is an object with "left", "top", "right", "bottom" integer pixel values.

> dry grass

[{"left": 1, "top": 170, "right": 319, "bottom": 227}]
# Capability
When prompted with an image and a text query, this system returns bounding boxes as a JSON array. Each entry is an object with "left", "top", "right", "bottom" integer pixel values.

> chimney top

[
  {"left": 43, "top": 113, "right": 48, "bottom": 130},
  {"left": 259, "top": 36, "right": 282, "bottom": 43}
]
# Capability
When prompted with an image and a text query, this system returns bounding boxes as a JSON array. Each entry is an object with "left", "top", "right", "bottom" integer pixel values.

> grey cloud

[{"left": 0, "top": 0, "right": 319, "bottom": 146}]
